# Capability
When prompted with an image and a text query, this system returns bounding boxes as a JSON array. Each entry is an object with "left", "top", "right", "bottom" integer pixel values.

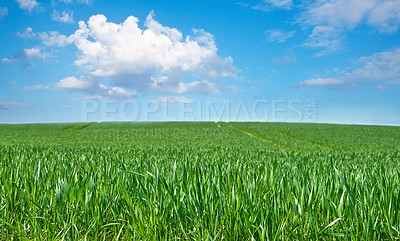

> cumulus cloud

[
  {"left": 17, "top": 27, "right": 36, "bottom": 38},
  {"left": 57, "top": 76, "right": 91, "bottom": 89},
  {"left": 18, "top": 27, "right": 75, "bottom": 47},
  {"left": 71, "top": 13, "right": 237, "bottom": 78},
  {"left": 265, "top": 29, "right": 295, "bottom": 43},
  {"left": 51, "top": 10, "right": 74, "bottom": 23},
  {"left": 18, "top": 27, "right": 77, "bottom": 47},
  {"left": 47, "top": 12, "right": 237, "bottom": 99},
  {"left": 297, "top": 47, "right": 400, "bottom": 89},
  {"left": 15, "top": 0, "right": 39, "bottom": 12},
  {"left": 0, "top": 7, "right": 8, "bottom": 19},
  {"left": 1, "top": 47, "right": 46, "bottom": 68},
  {"left": 40, "top": 31, "right": 74, "bottom": 47}
]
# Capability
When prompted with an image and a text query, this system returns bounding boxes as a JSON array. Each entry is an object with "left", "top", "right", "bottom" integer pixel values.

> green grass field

[{"left": 0, "top": 122, "right": 399, "bottom": 240}]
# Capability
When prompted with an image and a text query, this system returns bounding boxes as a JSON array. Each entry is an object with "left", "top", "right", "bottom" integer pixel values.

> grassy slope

[{"left": 0, "top": 122, "right": 399, "bottom": 240}]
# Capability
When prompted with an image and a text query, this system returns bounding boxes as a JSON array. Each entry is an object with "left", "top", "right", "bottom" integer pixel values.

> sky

[{"left": 0, "top": 0, "right": 399, "bottom": 125}]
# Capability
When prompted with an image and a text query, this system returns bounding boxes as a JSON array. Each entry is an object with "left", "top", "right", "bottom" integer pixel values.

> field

[{"left": 0, "top": 122, "right": 400, "bottom": 240}]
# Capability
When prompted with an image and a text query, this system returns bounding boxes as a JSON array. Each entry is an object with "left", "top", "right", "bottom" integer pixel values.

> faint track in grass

[
  {"left": 62, "top": 123, "right": 95, "bottom": 130},
  {"left": 228, "top": 123, "right": 281, "bottom": 149},
  {"left": 76, "top": 123, "right": 95, "bottom": 130},
  {"left": 228, "top": 123, "right": 339, "bottom": 151},
  {"left": 61, "top": 123, "right": 81, "bottom": 130},
  {"left": 267, "top": 128, "right": 342, "bottom": 151}
]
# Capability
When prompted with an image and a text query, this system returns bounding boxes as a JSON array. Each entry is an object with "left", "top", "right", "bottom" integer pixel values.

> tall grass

[{"left": 0, "top": 122, "right": 399, "bottom": 240}]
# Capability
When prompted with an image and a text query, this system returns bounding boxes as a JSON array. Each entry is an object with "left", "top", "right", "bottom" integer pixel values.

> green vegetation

[{"left": 0, "top": 122, "right": 399, "bottom": 240}]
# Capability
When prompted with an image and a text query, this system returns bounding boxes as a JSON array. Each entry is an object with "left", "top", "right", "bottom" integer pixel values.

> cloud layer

[
  {"left": 0, "top": 102, "right": 23, "bottom": 110},
  {"left": 244, "top": 0, "right": 400, "bottom": 56},
  {"left": 298, "top": 47, "right": 400, "bottom": 89},
  {"left": 299, "top": 0, "right": 400, "bottom": 55}
]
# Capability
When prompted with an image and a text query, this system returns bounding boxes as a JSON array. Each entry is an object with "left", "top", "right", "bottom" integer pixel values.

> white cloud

[
  {"left": 177, "top": 80, "right": 219, "bottom": 95},
  {"left": 48, "top": 12, "right": 237, "bottom": 98},
  {"left": 298, "top": 0, "right": 400, "bottom": 55},
  {"left": 18, "top": 27, "right": 74, "bottom": 46},
  {"left": 60, "top": 0, "right": 90, "bottom": 4},
  {"left": 0, "top": 102, "right": 23, "bottom": 110},
  {"left": 56, "top": 76, "right": 136, "bottom": 99},
  {"left": 24, "top": 48, "right": 44, "bottom": 58},
  {"left": 265, "top": 29, "right": 295, "bottom": 43},
  {"left": 242, "top": 1, "right": 400, "bottom": 57},
  {"left": 18, "top": 26, "right": 78, "bottom": 47},
  {"left": 97, "top": 84, "right": 136, "bottom": 99},
  {"left": 15, "top": 0, "right": 39, "bottom": 12},
  {"left": 0, "top": 7, "right": 8, "bottom": 19},
  {"left": 56, "top": 76, "right": 92, "bottom": 89},
  {"left": 24, "top": 84, "right": 50, "bottom": 90},
  {"left": 271, "top": 48, "right": 297, "bottom": 64},
  {"left": 17, "top": 27, "right": 36, "bottom": 38},
  {"left": 71, "top": 13, "right": 236, "bottom": 78},
  {"left": 384, "top": 79, "right": 400, "bottom": 85},
  {"left": 367, "top": 1, "right": 400, "bottom": 33},
  {"left": 297, "top": 78, "right": 344, "bottom": 87},
  {"left": 300, "top": 0, "right": 400, "bottom": 32},
  {"left": 51, "top": 10, "right": 74, "bottom": 23},
  {"left": 1, "top": 47, "right": 46, "bottom": 68},
  {"left": 297, "top": 47, "right": 400, "bottom": 88},
  {"left": 265, "top": 0, "right": 293, "bottom": 9},
  {"left": 349, "top": 47, "right": 400, "bottom": 82},
  {"left": 40, "top": 31, "right": 74, "bottom": 47},
  {"left": 246, "top": 0, "right": 293, "bottom": 11},
  {"left": 155, "top": 96, "right": 194, "bottom": 107},
  {"left": 302, "top": 26, "right": 343, "bottom": 56},
  {"left": 300, "top": 0, "right": 375, "bottom": 29}
]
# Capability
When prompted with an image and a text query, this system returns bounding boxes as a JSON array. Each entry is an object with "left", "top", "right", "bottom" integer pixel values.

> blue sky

[{"left": 1, "top": 0, "right": 400, "bottom": 125}]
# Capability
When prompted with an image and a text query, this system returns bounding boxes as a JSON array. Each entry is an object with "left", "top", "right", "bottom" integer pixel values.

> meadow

[{"left": 0, "top": 122, "right": 399, "bottom": 240}]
